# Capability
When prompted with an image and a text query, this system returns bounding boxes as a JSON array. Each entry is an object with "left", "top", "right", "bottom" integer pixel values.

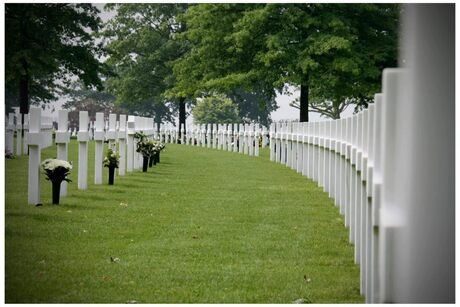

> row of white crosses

[
  {"left": 181, "top": 123, "right": 268, "bottom": 157},
  {"left": 157, "top": 123, "right": 178, "bottom": 144},
  {"left": 5, "top": 113, "right": 16, "bottom": 154},
  {"left": 19, "top": 5, "right": 453, "bottom": 303},
  {"left": 268, "top": 65, "right": 453, "bottom": 303},
  {"left": 79, "top": 112, "right": 157, "bottom": 188},
  {"left": 26, "top": 109, "right": 159, "bottom": 205},
  {"left": 269, "top": 5, "right": 454, "bottom": 303},
  {"left": 6, "top": 109, "right": 29, "bottom": 155},
  {"left": 270, "top": 110, "right": 375, "bottom": 300},
  {"left": 4, "top": 108, "right": 121, "bottom": 157}
]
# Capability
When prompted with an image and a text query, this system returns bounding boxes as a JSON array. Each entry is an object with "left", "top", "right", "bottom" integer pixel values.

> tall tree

[
  {"left": 172, "top": 4, "right": 399, "bottom": 120},
  {"left": 102, "top": 4, "right": 190, "bottom": 136},
  {"left": 169, "top": 4, "right": 279, "bottom": 123},
  {"left": 288, "top": 4, "right": 400, "bottom": 118},
  {"left": 168, "top": 4, "right": 278, "bottom": 125},
  {"left": 5, "top": 4, "right": 107, "bottom": 130}
]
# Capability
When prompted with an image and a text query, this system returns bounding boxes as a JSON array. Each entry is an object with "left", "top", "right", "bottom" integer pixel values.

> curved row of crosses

[{"left": 7, "top": 5, "right": 454, "bottom": 303}]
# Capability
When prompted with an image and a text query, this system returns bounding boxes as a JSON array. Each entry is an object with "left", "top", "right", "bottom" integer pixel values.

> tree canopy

[
  {"left": 62, "top": 82, "right": 127, "bottom": 129},
  {"left": 5, "top": 3, "right": 400, "bottom": 123},
  {"left": 5, "top": 3, "right": 107, "bottom": 115},
  {"left": 101, "top": 3, "right": 190, "bottom": 129},
  {"left": 171, "top": 4, "right": 399, "bottom": 120},
  {"left": 192, "top": 94, "right": 241, "bottom": 124},
  {"left": 102, "top": 4, "right": 281, "bottom": 126},
  {"left": 227, "top": 88, "right": 277, "bottom": 127}
]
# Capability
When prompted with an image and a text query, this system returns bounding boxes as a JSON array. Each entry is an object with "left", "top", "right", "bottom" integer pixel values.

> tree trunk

[
  {"left": 332, "top": 101, "right": 341, "bottom": 119},
  {"left": 178, "top": 97, "right": 186, "bottom": 143},
  {"left": 19, "top": 59, "right": 29, "bottom": 139},
  {"left": 156, "top": 120, "right": 161, "bottom": 136},
  {"left": 333, "top": 110, "right": 341, "bottom": 120},
  {"left": 299, "top": 83, "right": 309, "bottom": 122}
]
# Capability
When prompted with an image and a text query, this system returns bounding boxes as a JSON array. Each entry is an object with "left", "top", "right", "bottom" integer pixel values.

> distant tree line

[{"left": 5, "top": 3, "right": 400, "bottom": 132}]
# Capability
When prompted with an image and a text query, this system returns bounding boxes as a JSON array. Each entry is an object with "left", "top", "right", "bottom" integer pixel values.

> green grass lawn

[{"left": 5, "top": 140, "right": 362, "bottom": 303}]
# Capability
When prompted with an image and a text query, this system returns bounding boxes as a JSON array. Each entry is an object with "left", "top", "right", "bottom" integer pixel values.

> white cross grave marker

[
  {"left": 77, "top": 111, "right": 89, "bottom": 190},
  {"left": 56, "top": 110, "right": 70, "bottom": 196},
  {"left": 118, "top": 115, "right": 127, "bottom": 175},
  {"left": 127, "top": 116, "right": 135, "bottom": 172},
  {"left": 94, "top": 112, "right": 105, "bottom": 184},
  {"left": 27, "top": 107, "right": 42, "bottom": 204},
  {"left": 6, "top": 113, "right": 15, "bottom": 154}
]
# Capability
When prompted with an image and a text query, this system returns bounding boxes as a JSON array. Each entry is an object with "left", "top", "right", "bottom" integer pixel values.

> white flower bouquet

[
  {"left": 41, "top": 158, "right": 72, "bottom": 205},
  {"left": 41, "top": 159, "right": 72, "bottom": 183},
  {"left": 103, "top": 148, "right": 120, "bottom": 168}
]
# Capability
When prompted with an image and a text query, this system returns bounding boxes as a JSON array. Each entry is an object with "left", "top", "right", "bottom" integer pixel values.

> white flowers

[
  {"left": 103, "top": 148, "right": 120, "bottom": 168},
  {"left": 41, "top": 158, "right": 73, "bottom": 184},
  {"left": 41, "top": 158, "right": 72, "bottom": 171}
]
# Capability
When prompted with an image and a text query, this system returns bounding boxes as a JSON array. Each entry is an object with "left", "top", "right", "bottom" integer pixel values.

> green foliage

[
  {"left": 6, "top": 141, "right": 362, "bottom": 303},
  {"left": 103, "top": 149, "right": 120, "bottom": 168},
  {"left": 134, "top": 131, "right": 149, "bottom": 156},
  {"left": 172, "top": 4, "right": 399, "bottom": 119},
  {"left": 133, "top": 131, "right": 148, "bottom": 143},
  {"left": 227, "top": 87, "right": 278, "bottom": 126},
  {"left": 192, "top": 94, "right": 241, "bottom": 124},
  {"left": 63, "top": 82, "right": 127, "bottom": 129},
  {"left": 102, "top": 4, "right": 190, "bottom": 123},
  {"left": 136, "top": 141, "right": 154, "bottom": 157},
  {"left": 102, "top": 4, "right": 398, "bottom": 121},
  {"left": 134, "top": 132, "right": 160, "bottom": 156},
  {"left": 170, "top": 4, "right": 267, "bottom": 97},
  {"left": 5, "top": 4, "right": 108, "bottom": 109}
]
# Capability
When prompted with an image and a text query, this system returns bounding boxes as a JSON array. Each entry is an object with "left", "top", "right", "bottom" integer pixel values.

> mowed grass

[{"left": 5, "top": 140, "right": 363, "bottom": 303}]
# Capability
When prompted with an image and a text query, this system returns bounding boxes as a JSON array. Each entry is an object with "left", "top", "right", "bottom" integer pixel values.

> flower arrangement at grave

[
  {"left": 135, "top": 137, "right": 153, "bottom": 172},
  {"left": 134, "top": 131, "right": 166, "bottom": 171},
  {"left": 41, "top": 158, "right": 72, "bottom": 205},
  {"left": 156, "top": 142, "right": 165, "bottom": 163},
  {"left": 134, "top": 131, "right": 147, "bottom": 143},
  {"left": 148, "top": 141, "right": 166, "bottom": 167},
  {"left": 103, "top": 148, "right": 119, "bottom": 185},
  {"left": 146, "top": 140, "right": 158, "bottom": 167}
]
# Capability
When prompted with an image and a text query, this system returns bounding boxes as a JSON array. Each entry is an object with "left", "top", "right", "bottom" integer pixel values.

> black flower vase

[
  {"left": 142, "top": 156, "right": 149, "bottom": 172},
  {"left": 149, "top": 155, "right": 154, "bottom": 167},
  {"left": 108, "top": 166, "right": 115, "bottom": 185},
  {"left": 52, "top": 181, "right": 61, "bottom": 205}
]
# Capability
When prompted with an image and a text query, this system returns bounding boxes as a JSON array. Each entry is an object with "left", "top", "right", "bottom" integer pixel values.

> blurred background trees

[{"left": 5, "top": 3, "right": 400, "bottom": 125}]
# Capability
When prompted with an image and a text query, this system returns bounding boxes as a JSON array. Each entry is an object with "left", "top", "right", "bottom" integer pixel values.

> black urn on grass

[
  {"left": 103, "top": 149, "right": 120, "bottom": 185},
  {"left": 149, "top": 155, "right": 154, "bottom": 167},
  {"left": 108, "top": 166, "right": 115, "bottom": 185},
  {"left": 142, "top": 156, "right": 149, "bottom": 172},
  {"left": 41, "top": 158, "right": 72, "bottom": 205},
  {"left": 52, "top": 181, "right": 61, "bottom": 205}
]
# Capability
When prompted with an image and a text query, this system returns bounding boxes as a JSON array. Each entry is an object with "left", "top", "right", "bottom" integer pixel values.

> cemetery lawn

[{"left": 5, "top": 140, "right": 363, "bottom": 303}]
